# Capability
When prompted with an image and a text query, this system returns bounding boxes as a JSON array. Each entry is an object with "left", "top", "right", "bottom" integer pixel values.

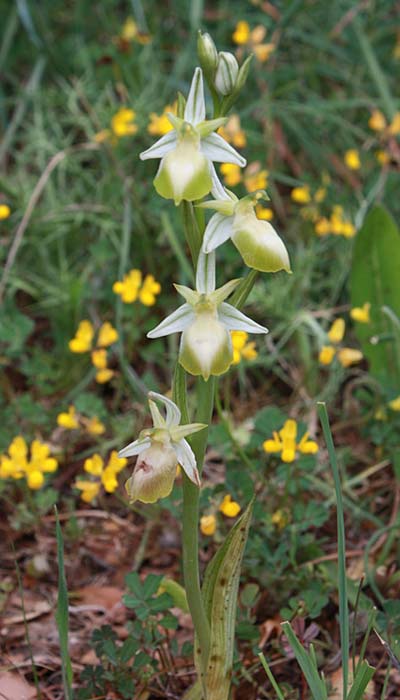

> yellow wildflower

[
  {"left": 76, "top": 451, "right": 127, "bottom": 502},
  {"left": 139, "top": 274, "right": 161, "bottom": 306},
  {"left": 369, "top": 109, "right": 387, "bottom": 132},
  {"left": 217, "top": 115, "right": 247, "bottom": 149},
  {"left": 376, "top": 150, "right": 390, "bottom": 165},
  {"left": 388, "top": 113, "right": 400, "bottom": 135},
  {"left": 219, "top": 495, "right": 241, "bottom": 517},
  {"left": 97, "top": 322, "right": 119, "bottom": 348},
  {"left": 244, "top": 164, "right": 268, "bottom": 192},
  {"left": 200, "top": 514, "right": 216, "bottom": 536},
  {"left": 319, "top": 345, "right": 336, "bottom": 365},
  {"left": 253, "top": 42, "right": 275, "bottom": 62},
  {"left": 232, "top": 20, "right": 250, "bottom": 45},
  {"left": 0, "top": 437, "right": 57, "bottom": 489},
  {"left": 220, "top": 163, "right": 242, "bottom": 187},
  {"left": 111, "top": 108, "right": 138, "bottom": 137},
  {"left": 69, "top": 320, "right": 94, "bottom": 353},
  {"left": 315, "top": 217, "right": 331, "bottom": 236},
  {"left": 95, "top": 368, "right": 114, "bottom": 384},
  {"left": 113, "top": 269, "right": 142, "bottom": 303},
  {"left": 271, "top": 509, "right": 289, "bottom": 529},
  {"left": 231, "top": 331, "right": 258, "bottom": 365},
  {"left": 91, "top": 348, "right": 107, "bottom": 370},
  {"left": 75, "top": 480, "right": 101, "bottom": 503},
  {"left": 119, "top": 17, "right": 151, "bottom": 45},
  {"left": 344, "top": 149, "right": 361, "bottom": 170},
  {"left": 337, "top": 348, "right": 363, "bottom": 368},
  {"left": 147, "top": 102, "right": 177, "bottom": 136},
  {"left": 328, "top": 318, "right": 345, "bottom": 344},
  {"left": 256, "top": 205, "right": 273, "bottom": 221},
  {"left": 341, "top": 221, "right": 356, "bottom": 238},
  {"left": 350, "top": 302, "right": 371, "bottom": 324},
  {"left": 0, "top": 204, "right": 11, "bottom": 220},
  {"left": 94, "top": 129, "right": 110, "bottom": 144},
  {"left": 263, "top": 419, "right": 318, "bottom": 464},
  {"left": 57, "top": 405, "right": 79, "bottom": 430},
  {"left": 291, "top": 186, "right": 311, "bottom": 204},
  {"left": 85, "top": 416, "right": 106, "bottom": 435},
  {"left": 388, "top": 396, "right": 400, "bottom": 411}
]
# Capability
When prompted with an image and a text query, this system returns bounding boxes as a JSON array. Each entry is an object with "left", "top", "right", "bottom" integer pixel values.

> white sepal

[
  {"left": 174, "top": 439, "right": 201, "bottom": 486},
  {"left": 218, "top": 302, "right": 269, "bottom": 334},
  {"left": 201, "top": 132, "right": 246, "bottom": 167},
  {"left": 184, "top": 67, "right": 206, "bottom": 125},
  {"left": 118, "top": 436, "right": 152, "bottom": 459},
  {"left": 170, "top": 423, "right": 207, "bottom": 442},
  {"left": 140, "top": 131, "right": 178, "bottom": 161},
  {"left": 202, "top": 213, "right": 235, "bottom": 253},
  {"left": 148, "top": 391, "right": 181, "bottom": 427},
  {"left": 174, "top": 284, "right": 199, "bottom": 305},
  {"left": 147, "top": 303, "right": 195, "bottom": 338},
  {"left": 196, "top": 250, "right": 215, "bottom": 293}
]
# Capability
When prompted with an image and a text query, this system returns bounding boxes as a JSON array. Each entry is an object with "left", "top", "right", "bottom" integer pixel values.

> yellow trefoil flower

[
  {"left": 388, "top": 396, "right": 400, "bottom": 411},
  {"left": 113, "top": 269, "right": 161, "bottom": 306},
  {"left": 263, "top": 419, "right": 318, "bottom": 463},
  {"left": 315, "top": 205, "right": 355, "bottom": 238},
  {"left": 147, "top": 102, "right": 177, "bottom": 136},
  {"left": 232, "top": 20, "right": 251, "bottom": 45},
  {"left": 84, "top": 416, "right": 106, "bottom": 436},
  {"left": 256, "top": 204, "right": 274, "bottom": 221},
  {"left": 119, "top": 17, "right": 151, "bottom": 45},
  {"left": 344, "top": 149, "right": 361, "bottom": 170},
  {"left": 69, "top": 321, "right": 118, "bottom": 383},
  {"left": 200, "top": 514, "right": 216, "bottom": 536},
  {"left": 220, "top": 163, "right": 242, "bottom": 187},
  {"left": 231, "top": 331, "right": 258, "bottom": 365},
  {"left": 291, "top": 185, "right": 311, "bottom": 204},
  {"left": 369, "top": 109, "right": 387, "bottom": 132},
  {"left": 388, "top": 113, "right": 400, "bottom": 135},
  {"left": 111, "top": 108, "right": 138, "bottom": 137},
  {"left": 217, "top": 115, "right": 247, "bottom": 149},
  {"left": 0, "top": 436, "right": 57, "bottom": 490},
  {"left": 0, "top": 204, "right": 11, "bottom": 220},
  {"left": 69, "top": 320, "right": 95, "bottom": 353},
  {"left": 271, "top": 509, "right": 289, "bottom": 529},
  {"left": 350, "top": 302, "right": 371, "bottom": 324},
  {"left": 219, "top": 162, "right": 268, "bottom": 192},
  {"left": 75, "top": 450, "right": 127, "bottom": 502},
  {"left": 219, "top": 494, "right": 241, "bottom": 517},
  {"left": 57, "top": 405, "right": 79, "bottom": 430},
  {"left": 319, "top": 318, "right": 363, "bottom": 368},
  {"left": 232, "top": 21, "right": 275, "bottom": 62}
]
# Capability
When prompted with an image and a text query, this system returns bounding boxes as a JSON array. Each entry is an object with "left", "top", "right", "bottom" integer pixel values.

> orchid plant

[{"left": 119, "top": 33, "right": 291, "bottom": 699}]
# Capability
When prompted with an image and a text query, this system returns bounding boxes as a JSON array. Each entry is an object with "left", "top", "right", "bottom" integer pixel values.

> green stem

[{"left": 173, "top": 365, "right": 214, "bottom": 676}]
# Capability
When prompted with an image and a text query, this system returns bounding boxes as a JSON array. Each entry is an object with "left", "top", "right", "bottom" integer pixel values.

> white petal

[
  {"left": 174, "top": 439, "right": 201, "bottom": 486},
  {"left": 218, "top": 302, "right": 269, "bottom": 334},
  {"left": 201, "top": 133, "right": 246, "bottom": 167},
  {"left": 140, "top": 131, "right": 178, "bottom": 161},
  {"left": 184, "top": 67, "right": 206, "bottom": 125},
  {"left": 147, "top": 304, "right": 195, "bottom": 338},
  {"left": 119, "top": 436, "right": 151, "bottom": 459},
  {"left": 210, "top": 163, "right": 232, "bottom": 201},
  {"left": 148, "top": 391, "right": 181, "bottom": 427},
  {"left": 196, "top": 250, "right": 215, "bottom": 293},
  {"left": 202, "top": 213, "right": 234, "bottom": 253}
]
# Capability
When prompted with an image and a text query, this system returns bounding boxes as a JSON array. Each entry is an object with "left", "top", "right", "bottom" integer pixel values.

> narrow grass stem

[{"left": 317, "top": 402, "right": 349, "bottom": 700}]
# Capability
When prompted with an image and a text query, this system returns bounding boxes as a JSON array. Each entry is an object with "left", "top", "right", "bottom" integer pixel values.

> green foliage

[{"left": 351, "top": 206, "right": 400, "bottom": 391}]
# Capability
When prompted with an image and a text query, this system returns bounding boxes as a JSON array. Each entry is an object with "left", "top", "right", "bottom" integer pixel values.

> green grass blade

[
  {"left": 317, "top": 402, "right": 348, "bottom": 700},
  {"left": 281, "top": 622, "right": 328, "bottom": 699},
  {"left": 353, "top": 18, "right": 396, "bottom": 120},
  {"left": 347, "top": 660, "right": 375, "bottom": 700},
  {"left": 258, "top": 652, "right": 285, "bottom": 700},
  {"left": 55, "top": 507, "right": 73, "bottom": 700}
]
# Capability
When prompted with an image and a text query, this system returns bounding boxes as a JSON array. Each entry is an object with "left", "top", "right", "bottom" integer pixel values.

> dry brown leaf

[
  {"left": 328, "top": 657, "right": 374, "bottom": 699},
  {"left": 77, "top": 585, "right": 123, "bottom": 610},
  {"left": 0, "top": 672, "right": 36, "bottom": 700}
]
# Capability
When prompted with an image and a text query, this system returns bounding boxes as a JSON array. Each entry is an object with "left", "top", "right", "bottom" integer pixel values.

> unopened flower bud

[
  {"left": 214, "top": 52, "right": 239, "bottom": 96},
  {"left": 197, "top": 31, "right": 218, "bottom": 81}
]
